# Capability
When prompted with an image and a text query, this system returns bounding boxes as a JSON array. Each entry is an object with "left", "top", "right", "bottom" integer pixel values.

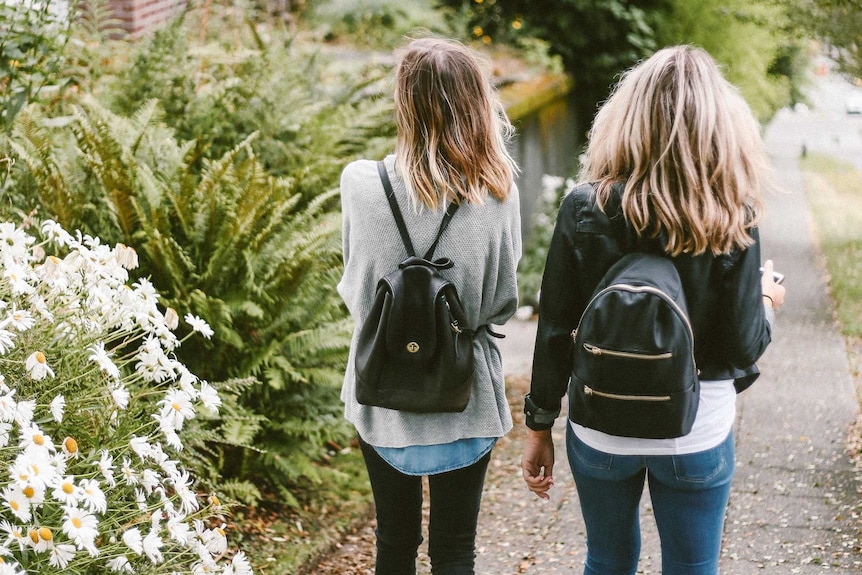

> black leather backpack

[
  {"left": 354, "top": 162, "right": 475, "bottom": 413},
  {"left": 569, "top": 252, "right": 700, "bottom": 438}
]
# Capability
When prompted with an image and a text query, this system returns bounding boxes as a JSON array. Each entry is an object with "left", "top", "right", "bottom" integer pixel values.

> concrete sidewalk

[{"left": 484, "top": 114, "right": 862, "bottom": 573}]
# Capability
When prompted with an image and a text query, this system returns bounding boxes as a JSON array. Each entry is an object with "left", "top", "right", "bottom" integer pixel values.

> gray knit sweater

[{"left": 337, "top": 155, "right": 522, "bottom": 448}]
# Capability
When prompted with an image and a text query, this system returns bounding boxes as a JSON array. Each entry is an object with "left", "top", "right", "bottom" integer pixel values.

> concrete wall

[{"left": 505, "top": 78, "right": 581, "bottom": 241}]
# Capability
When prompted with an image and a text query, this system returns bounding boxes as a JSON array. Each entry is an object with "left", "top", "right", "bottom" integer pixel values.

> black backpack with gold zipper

[{"left": 569, "top": 252, "right": 699, "bottom": 438}]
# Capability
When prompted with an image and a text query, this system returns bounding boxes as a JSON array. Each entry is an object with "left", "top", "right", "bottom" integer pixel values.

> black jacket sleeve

[{"left": 529, "top": 192, "right": 583, "bottom": 415}]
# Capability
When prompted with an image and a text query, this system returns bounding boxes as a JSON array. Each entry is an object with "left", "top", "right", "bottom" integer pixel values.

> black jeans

[{"left": 358, "top": 437, "right": 491, "bottom": 575}]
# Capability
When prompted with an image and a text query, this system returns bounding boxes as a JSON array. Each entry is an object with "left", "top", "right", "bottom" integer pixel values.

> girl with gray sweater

[{"left": 337, "top": 38, "right": 522, "bottom": 575}]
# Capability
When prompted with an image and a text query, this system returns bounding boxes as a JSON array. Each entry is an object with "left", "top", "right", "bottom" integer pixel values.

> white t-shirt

[{"left": 571, "top": 379, "right": 736, "bottom": 455}]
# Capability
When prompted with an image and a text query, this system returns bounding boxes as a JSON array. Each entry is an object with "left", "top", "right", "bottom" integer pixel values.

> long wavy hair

[
  {"left": 394, "top": 38, "right": 518, "bottom": 210},
  {"left": 582, "top": 45, "right": 770, "bottom": 256}
]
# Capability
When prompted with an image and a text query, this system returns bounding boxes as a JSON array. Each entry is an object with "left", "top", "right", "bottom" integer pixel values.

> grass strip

[{"left": 800, "top": 153, "right": 862, "bottom": 337}]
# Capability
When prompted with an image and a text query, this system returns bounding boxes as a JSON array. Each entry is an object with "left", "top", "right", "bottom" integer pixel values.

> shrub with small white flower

[{"left": 0, "top": 220, "right": 251, "bottom": 574}]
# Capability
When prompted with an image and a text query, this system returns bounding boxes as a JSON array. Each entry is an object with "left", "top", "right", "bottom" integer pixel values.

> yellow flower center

[
  {"left": 35, "top": 351, "right": 46, "bottom": 364},
  {"left": 210, "top": 495, "right": 221, "bottom": 506},
  {"left": 33, "top": 434, "right": 45, "bottom": 446},
  {"left": 62, "top": 482, "right": 74, "bottom": 494},
  {"left": 172, "top": 402, "right": 182, "bottom": 412},
  {"left": 22, "top": 486, "right": 34, "bottom": 498},
  {"left": 29, "top": 530, "right": 38, "bottom": 544},
  {"left": 71, "top": 517, "right": 82, "bottom": 529},
  {"left": 48, "top": 255, "right": 61, "bottom": 264},
  {"left": 217, "top": 527, "right": 225, "bottom": 537},
  {"left": 38, "top": 527, "right": 52, "bottom": 541},
  {"left": 10, "top": 500, "right": 19, "bottom": 511},
  {"left": 63, "top": 437, "right": 78, "bottom": 453}
]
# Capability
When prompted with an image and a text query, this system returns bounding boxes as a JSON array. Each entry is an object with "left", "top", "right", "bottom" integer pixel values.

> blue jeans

[
  {"left": 359, "top": 437, "right": 491, "bottom": 575},
  {"left": 567, "top": 425, "right": 735, "bottom": 575}
]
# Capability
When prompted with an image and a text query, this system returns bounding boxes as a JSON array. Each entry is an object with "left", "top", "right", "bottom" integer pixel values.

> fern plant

[
  {"left": 102, "top": 14, "right": 395, "bottom": 187},
  {"left": 9, "top": 99, "right": 359, "bottom": 506}
]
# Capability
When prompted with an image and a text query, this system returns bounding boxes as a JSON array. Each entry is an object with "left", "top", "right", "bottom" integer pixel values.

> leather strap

[{"left": 377, "top": 161, "right": 459, "bottom": 260}]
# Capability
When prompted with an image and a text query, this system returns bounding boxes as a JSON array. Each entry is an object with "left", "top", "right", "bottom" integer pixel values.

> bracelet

[{"left": 763, "top": 294, "right": 774, "bottom": 306}]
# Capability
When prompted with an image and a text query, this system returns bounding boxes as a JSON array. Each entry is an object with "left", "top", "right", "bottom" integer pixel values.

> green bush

[
  {"left": 0, "top": 0, "right": 72, "bottom": 132},
  {"left": 7, "top": 95, "right": 364, "bottom": 507},
  {"left": 102, "top": 16, "right": 395, "bottom": 185}
]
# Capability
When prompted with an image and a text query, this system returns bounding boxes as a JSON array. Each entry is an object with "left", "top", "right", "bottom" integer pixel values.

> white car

[{"left": 846, "top": 93, "right": 862, "bottom": 114}]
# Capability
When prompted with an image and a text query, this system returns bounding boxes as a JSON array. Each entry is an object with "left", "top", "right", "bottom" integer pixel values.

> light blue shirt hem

[{"left": 373, "top": 437, "right": 497, "bottom": 476}]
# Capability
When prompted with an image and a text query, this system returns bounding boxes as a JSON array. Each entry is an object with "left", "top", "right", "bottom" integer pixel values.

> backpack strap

[{"left": 377, "top": 161, "right": 460, "bottom": 261}]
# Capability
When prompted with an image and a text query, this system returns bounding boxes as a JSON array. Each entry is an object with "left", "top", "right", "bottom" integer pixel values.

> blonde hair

[
  {"left": 394, "top": 38, "right": 518, "bottom": 210},
  {"left": 582, "top": 45, "right": 770, "bottom": 256}
]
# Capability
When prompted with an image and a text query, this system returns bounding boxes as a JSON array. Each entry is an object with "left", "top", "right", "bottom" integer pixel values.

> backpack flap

[{"left": 383, "top": 258, "right": 451, "bottom": 363}]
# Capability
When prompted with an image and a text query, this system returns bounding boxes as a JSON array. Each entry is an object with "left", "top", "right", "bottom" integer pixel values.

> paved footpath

[{"left": 483, "top": 107, "right": 862, "bottom": 573}]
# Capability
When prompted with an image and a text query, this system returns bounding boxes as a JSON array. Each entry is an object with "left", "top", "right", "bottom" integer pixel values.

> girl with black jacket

[{"left": 520, "top": 46, "right": 786, "bottom": 575}]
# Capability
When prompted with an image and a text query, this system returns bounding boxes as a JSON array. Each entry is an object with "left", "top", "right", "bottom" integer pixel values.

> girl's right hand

[{"left": 761, "top": 259, "right": 786, "bottom": 309}]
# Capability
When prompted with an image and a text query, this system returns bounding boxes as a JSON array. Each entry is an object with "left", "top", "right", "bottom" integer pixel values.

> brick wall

[{"left": 109, "top": 0, "right": 187, "bottom": 38}]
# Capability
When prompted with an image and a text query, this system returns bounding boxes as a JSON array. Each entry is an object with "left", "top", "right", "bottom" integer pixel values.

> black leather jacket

[{"left": 529, "top": 183, "right": 773, "bottom": 414}]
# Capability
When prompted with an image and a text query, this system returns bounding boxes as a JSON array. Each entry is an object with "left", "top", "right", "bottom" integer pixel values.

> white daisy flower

[
  {"left": 140, "top": 468, "right": 162, "bottom": 495},
  {"left": 0, "top": 422, "right": 12, "bottom": 447},
  {"left": 50, "top": 394, "right": 65, "bottom": 423},
  {"left": 88, "top": 342, "right": 121, "bottom": 380},
  {"left": 61, "top": 506, "right": 99, "bottom": 552},
  {"left": 29, "top": 526, "right": 54, "bottom": 552},
  {"left": 171, "top": 470, "right": 199, "bottom": 515},
  {"left": 97, "top": 450, "right": 116, "bottom": 487},
  {"left": 4, "top": 265, "right": 34, "bottom": 295},
  {"left": 122, "top": 527, "right": 143, "bottom": 555},
  {"left": 192, "top": 557, "right": 219, "bottom": 575},
  {"left": 25, "top": 351, "right": 55, "bottom": 380},
  {"left": 10, "top": 447, "right": 58, "bottom": 489},
  {"left": 13, "top": 399, "right": 35, "bottom": 428},
  {"left": 107, "top": 555, "right": 134, "bottom": 573},
  {"left": 203, "top": 523, "right": 227, "bottom": 555},
  {"left": 129, "top": 435, "right": 152, "bottom": 460},
  {"left": 0, "top": 520, "right": 27, "bottom": 551},
  {"left": 164, "top": 307, "right": 179, "bottom": 330},
  {"left": 230, "top": 550, "right": 253, "bottom": 575},
  {"left": 52, "top": 476, "right": 82, "bottom": 506},
  {"left": 160, "top": 423, "right": 183, "bottom": 451},
  {"left": 121, "top": 457, "right": 138, "bottom": 486},
  {"left": 159, "top": 388, "right": 195, "bottom": 430},
  {"left": 1, "top": 487, "right": 31, "bottom": 522},
  {"left": 0, "top": 389, "right": 15, "bottom": 422},
  {"left": 143, "top": 528, "right": 164, "bottom": 564},
  {"left": 135, "top": 488, "right": 147, "bottom": 511},
  {"left": 18, "top": 423, "right": 55, "bottom": 452},
  {"left": 111, "top": 384, "right": 130, "bottom": 410},
  {"left": 48, "top": 542, "right": 77, "bottom": 568},
  {"left": 4, "top": 307, "right": 34, "bottom": 332},
  {"left": 198, "top": 381, "right": 222, "bottom": 415},
  {"left": 113, "top": 243, "right": 139, "bottom": 269},
  {"left": 40, "top": 220, "right": 74, "bottom": 247},
  {"left": 184, "top": 313, "right": 214, "bottom": 339},
  {"left": 0, "top": 223, "right": 33, "bottom": 256},
  {"left": 79, "top": 478, "right": 107, "bottom": 514},
  {"left": 21, "top": 482, "right": 45, "bottom": 506},
  {"left": 166, "top": 514, "right": 192, "bottom": 545},
  {"left": 0, "top": 329, "right": 15, "bottom": 355},
  {"left": 62, "top": 436, "right": 79, "bottom": 458}
]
